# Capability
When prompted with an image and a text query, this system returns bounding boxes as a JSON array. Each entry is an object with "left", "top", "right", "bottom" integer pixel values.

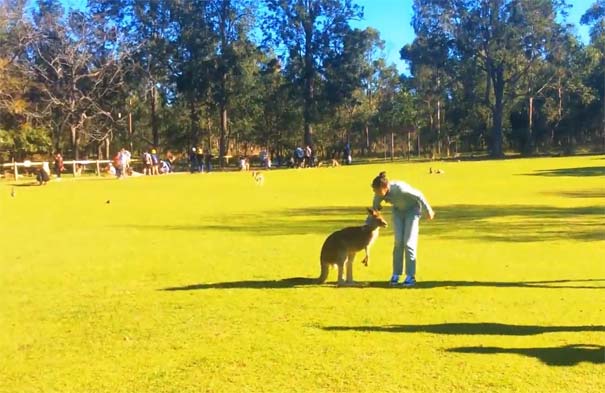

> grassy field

[{"left": 1, "top": 155, "right": 604, "bottom": 392}]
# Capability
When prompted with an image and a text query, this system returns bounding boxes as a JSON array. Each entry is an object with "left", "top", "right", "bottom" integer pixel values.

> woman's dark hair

[{"left": 371, "top": 171, "right": 388, "bottom": 189}]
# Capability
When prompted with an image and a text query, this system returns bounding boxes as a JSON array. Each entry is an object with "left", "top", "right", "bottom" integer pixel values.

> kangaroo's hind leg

[
  {"left": 335, "top": 250, "right": 348, "bottom": 286},
  {"left": 338, "top": 253, "right": 362, "bottom": 287},
  {"left": 346, "top": 252, "right": 355, "bottom": 283}
]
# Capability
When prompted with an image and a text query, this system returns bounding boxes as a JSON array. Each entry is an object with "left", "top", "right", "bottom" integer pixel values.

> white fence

[{"left": 1, "top": 159, "right": 111, "bottom": 179}]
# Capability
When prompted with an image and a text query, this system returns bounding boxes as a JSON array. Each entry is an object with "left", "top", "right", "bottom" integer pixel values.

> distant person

[
  {"left": 189, "top": 147, "right": 199, "bottom": 173},
  {"left": 142, "top": 150, "right": 152, "bottom": 175},
  {"left": 53, "top": 151, "right": 64, "bottom": 179},
  {"left": 304, "top": 145, "right": 312, "bottom": 167},
  {"left": 370, "top": 171, "right": 435, "bottom": 287},
  {"left": 204, "top": 150, "right": 212, "bottom": 173},
  {"left": 159, "top": 160, "right": 171, "bottom": 174},
  {"left": 36, "top": 162, "right": 51, "bottom": 185},
  {"left": 120, "top": 148, "right": 131, "bottom": 177},
  {"left": 344, "top": 143, "right": 352, "bottom": 165},
  {"left": 294, "top": 147, "right": 304, "bottom": 168},
  {"left": 197, "top": 147, "right": 205, "bottom": 172},
  {"left": 113, "top": 150, "right": 123, "bottom": 178},
  {"left": 166, "top": 151, "right": 175, "bottom": 171},
  {"left": 239, "top": 156, "right": 250, "bottom": 171},
  {"left": 151, "top": 149, "right": 160, "bottom": 175}
]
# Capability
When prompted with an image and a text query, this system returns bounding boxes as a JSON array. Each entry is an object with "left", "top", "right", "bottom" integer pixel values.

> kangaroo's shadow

[
  {"left": 323, "top": 323, "right": 605, "bottom": 336},
  {"left": 162, "top": 277, "right": 319, "bottom": 291},
  {"left": 448, "top": 344, "right": 605, "bottom": 367}
]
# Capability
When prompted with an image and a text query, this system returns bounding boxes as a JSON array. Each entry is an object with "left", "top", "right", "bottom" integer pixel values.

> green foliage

[
  {"left": 0, "top": 0, "right": 603, "bottom": 161},
  {"left": 0, "top": 124, "right": 51, "bottom": 156}
]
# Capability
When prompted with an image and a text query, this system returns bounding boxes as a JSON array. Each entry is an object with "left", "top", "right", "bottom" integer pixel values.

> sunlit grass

[{"left": 1, "top": 155, "right": 604, "bottom": 392}]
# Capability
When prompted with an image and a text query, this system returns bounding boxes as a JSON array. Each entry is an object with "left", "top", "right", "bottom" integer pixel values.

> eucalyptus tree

[
  {"left": 539, "top": 28, "right": 595, "bottom": 150},
  {"left": 322, "top": 26, "right": 382, "bottom": 153},
  {"left": 254, "top": 57, "right": 303, "bottom": 158},
  {"left": 169, "top": 0, "right": 216, "bottom": 148},
  {"left": 206, "top": 0, "right": 257, "bottom": 165},
  {"left": 581, "top": 0, "right": 605, "bottom": 150},
  {"left": 29, "top": 2, "right": 131, "bottom": 158},
  {"left": 0, "top": 0, "right": 38, "bottom": 159},
  {"left": 434, "top": 0, "right": 568, "bottom": 157},
  {"left": 89, "top": 0, "right": 175, "bottom": 148},
  {"left": 401, "top": 0, "right": 452, "bottom": 157},
  {"left": 262, "top": 0, "right": 362, "bottom": 147}
]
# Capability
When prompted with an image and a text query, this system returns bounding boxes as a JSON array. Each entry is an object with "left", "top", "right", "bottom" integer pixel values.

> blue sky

[{"left": 60, "top": 0, "right": 594, "bottom": 74}]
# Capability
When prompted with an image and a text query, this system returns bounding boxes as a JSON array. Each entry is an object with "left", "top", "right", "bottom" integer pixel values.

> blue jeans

[{"left": 392, "top": 207, "right": 420, "bottom": 277}]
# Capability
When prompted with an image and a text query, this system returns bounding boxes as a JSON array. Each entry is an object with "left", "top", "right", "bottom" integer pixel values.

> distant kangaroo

[{"left": 318, "top": 208, "right": 388, "bottom": 286}]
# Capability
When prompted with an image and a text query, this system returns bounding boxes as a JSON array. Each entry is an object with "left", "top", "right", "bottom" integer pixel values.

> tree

[
  {"left": 263, "top": 0, "right": 362, "bottom": 147},
  {"left": 0, "top": 0, "right": 36, "bottom": 160},
  {"left": 581, "top": 0, "right": 605, "bottom": 151},
  {"left": 30, "top": 3, "right": 131, "bottom": 158},
  {"left": 443, "top": 0, "right": 566, "bottom": 157},
  {"left": 402, "top": 0, "right": 453, "bottom": 157},
  {"left": 208, "top": 0, "right": 257, "bottom": 165},
  {"left": 169, "top": 0, "right": 216, "bottom": 148},
  {"left": 90, "top": 0, "right": 175, "bottom": 148}
]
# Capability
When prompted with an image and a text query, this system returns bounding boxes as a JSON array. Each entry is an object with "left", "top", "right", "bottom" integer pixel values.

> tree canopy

[{"left": 0, "top": 0, "right": 602, "bottom": 163}]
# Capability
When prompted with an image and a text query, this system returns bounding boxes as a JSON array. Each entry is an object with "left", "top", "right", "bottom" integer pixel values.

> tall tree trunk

[
  {"left": 303, "top": 18, "right": 314, "bottom": 147},
  {"left": 219, "top": 103, "right": 228, "bottom": 166},
  {"left": 490, "top": 66, "right": 505, "bottom": 158},
  {"left": 552, "top": 78, "right": 562, "bottom": 145},
  {"left": 206, "top": 114, "right": 213, "bottom": 153},
  {"left": 151, "top": 85, "right": 159, "bottom": 147},
  {"left": 602, "top": 54, "right": 605, "bottom": 153},
  {"left": 70, "top": 125, "right": 79, "bottom": 160},
  {"left": 527, "top": 95, "right": 534, "bottom": 155},
  {"left": 189, "top": 99, "right": 199, "bottom": 147},
  {"left": 437, "top": 98, "right": 441, "bottom": 157},
  {"left": 427, "top": 100, "right": 433, "bottom": 156}
]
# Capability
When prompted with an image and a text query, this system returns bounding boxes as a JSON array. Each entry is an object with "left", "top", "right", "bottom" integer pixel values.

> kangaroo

[
  {"left": 318, "top": 208, "right": 388, "bottom": 286},
  {"left": 251, "top": 171, "right": 264, "bottom": 185}
]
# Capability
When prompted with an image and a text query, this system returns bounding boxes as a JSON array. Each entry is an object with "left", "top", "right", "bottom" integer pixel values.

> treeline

[{"left": 0, "top": 0, "right": 603, "bottom": 164}]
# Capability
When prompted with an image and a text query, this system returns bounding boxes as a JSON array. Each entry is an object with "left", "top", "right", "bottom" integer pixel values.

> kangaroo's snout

[{"left": 367, "top": 208, "right": 388, "bottom": 228}]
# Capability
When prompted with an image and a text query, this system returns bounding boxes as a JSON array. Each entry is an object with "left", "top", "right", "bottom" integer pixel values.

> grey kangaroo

[{"left": 318, "top": 208, "right": 388, "bottom": 286}]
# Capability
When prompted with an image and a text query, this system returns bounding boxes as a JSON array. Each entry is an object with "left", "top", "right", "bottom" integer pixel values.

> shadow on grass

[
  {"left": 322, "top": 322, "right": 605, "bottom": 336},
  {"left": 542, "top": 189, "right": 605, "bottom": 199},
  {"left": 447, "top": 344, "right": 605, "bottom": 367},
  {"left": 162, "top": 277, "right": 319, "bottom": 291},
  {"left": 13, "top": 182, "right": 40, "bottom": 187},
  {"left": 390, "top": 278, "right": 605, "bottom": 290},
  {"left": 118, "top": 204, "right": 604, "bottom": 242},
  {"left": 161, "top": 278, "right": 605, "bottom": 291},
  {"left": 118, "top": 206, "right": 368, "bottom": 237},
  {"left": 523, "top": 166, "right": 605, "bottom": 177},
  {"left": 425, "top": 204, "right": 604, "bottom": 242}
]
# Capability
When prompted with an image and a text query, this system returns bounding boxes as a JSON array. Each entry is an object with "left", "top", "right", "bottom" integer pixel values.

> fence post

[
  {"left": 13, "top": 160, "right": 18, "bottom": 180},
  {"left": 96, "top": 160, "right": 100, "bottom": 176},
  {"left": 72, "top": 161, "right": 76, "bottom": 176}
]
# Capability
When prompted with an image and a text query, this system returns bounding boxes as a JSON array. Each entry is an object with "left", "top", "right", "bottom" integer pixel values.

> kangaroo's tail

[{"left": 317, "top": 263, "right": 329, "bottom": 284}]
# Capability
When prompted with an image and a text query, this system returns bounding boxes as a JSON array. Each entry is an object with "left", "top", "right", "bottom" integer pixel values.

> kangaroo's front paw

[{"left": 361, "top": 256, "right": 369, "bottom": 266}]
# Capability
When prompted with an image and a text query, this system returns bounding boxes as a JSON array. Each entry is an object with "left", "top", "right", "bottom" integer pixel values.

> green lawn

[{"left": 1, "top": 155, "right": 604, "bottom": 393}]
